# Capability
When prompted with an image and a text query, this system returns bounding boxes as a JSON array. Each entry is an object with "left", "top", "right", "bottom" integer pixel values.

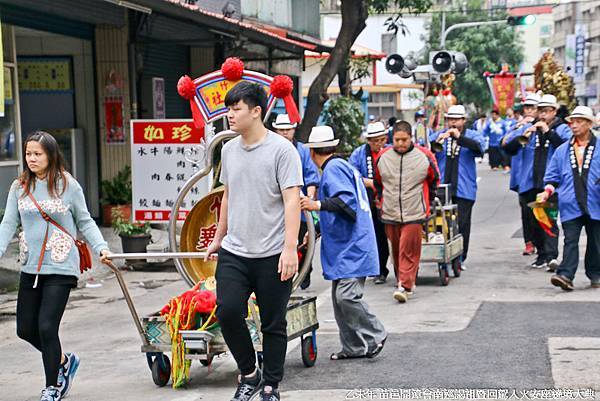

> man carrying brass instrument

[
  {"left": 502, "top": 96, "right": 538, "bottom": 256},
  {"left": 429, "top": 105, "right": 486, "bottom": 267},
  {"left": 502, "top": 94, "right": 572, "bottom": 271}
]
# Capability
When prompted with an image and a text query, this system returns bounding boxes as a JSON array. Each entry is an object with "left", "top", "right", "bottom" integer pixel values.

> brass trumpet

[
  {"left": 431, "top": 139, "right": 445, "bottom": 153},
  {"left": 516, "top": 134, "right": 531, "bottom": 146}
]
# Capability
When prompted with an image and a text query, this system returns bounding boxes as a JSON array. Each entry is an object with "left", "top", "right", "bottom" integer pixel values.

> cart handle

[{"left": 106, "top": 252, "right": 217, "bottom": 260}]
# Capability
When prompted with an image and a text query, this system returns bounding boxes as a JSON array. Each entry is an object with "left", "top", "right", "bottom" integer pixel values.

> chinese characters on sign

[
  {"left": 195, "top": 196, "right": 222, "bottom": 251},
  {"left": 131, "top": 119, "right": 208, "bottom": 222}
]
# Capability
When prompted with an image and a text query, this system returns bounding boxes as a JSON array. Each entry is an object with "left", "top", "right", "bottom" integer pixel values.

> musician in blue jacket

[
  {"left": 349, "top": 122, "right": 390, "bottom": 284},
  {"left": 484, "top": 108, "right": 507, "bottom": 170},
  {"left": 273, "top": 114, "right": 320, "bottom": 289},
  {"left": 503, "top": 94, "right": 572, "bottom": 270},
  {"left": 539, "top": 106, "right": 600, "bottom": 291},
  {"left": 501, "top": 103, "right": 535, "bottom": 256},
  {"left": 429, "top": 105, "right": 485, "bottom": 265}
]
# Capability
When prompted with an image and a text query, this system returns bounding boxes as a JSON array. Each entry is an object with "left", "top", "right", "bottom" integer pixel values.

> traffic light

[
  {"left": 430, "top": 51, "right": 469, "bottom": 75},
  {"left": 507, "top": 15, "right": 536, "bottom": 26}
]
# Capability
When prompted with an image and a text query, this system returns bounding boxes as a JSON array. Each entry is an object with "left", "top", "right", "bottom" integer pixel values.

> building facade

[{"left": 0, "top": 0, "right": 322, "bottom": 218}]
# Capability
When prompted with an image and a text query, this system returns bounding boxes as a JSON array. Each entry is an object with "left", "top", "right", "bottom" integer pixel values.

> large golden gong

[{"left": 179, "top": 186, "right": 224, "bottom": 283}]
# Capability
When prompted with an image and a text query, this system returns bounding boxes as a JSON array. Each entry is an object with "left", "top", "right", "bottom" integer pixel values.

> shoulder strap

[{"left": 21, "top": 184, "right": 76, "bottom": 242}]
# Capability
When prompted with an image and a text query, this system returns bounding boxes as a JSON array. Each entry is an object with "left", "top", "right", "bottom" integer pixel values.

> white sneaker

[
  {"left": 393, "top": 288, "right": 409, "bottom": 303},
  {"left": 546, "top": 259, "right": 559, "bottom": 273},
  {"left": 40, "top": 386, "right": 61, "bottom": 401}
]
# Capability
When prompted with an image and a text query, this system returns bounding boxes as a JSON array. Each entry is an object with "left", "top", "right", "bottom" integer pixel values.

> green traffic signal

[{"left": 507, "top": 15, "right": 537, "bottom": 26}]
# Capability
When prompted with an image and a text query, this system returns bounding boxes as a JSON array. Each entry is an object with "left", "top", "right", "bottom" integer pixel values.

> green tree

[
  {"left": 323, "top": 96, "right": 365, "bottom": 155},
  {"left": 297, "top": 0, "right": 432, "bottom": 141},
  {"left": 423, "top": 0, "right": 524, "bottom": 114}
]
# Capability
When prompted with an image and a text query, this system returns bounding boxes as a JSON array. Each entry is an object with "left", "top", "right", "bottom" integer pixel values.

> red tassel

[
  {"left": 283, "top": 95, "right": 301, "bottom": 124},
  {"left": 190, "top": 99, "right": 205, "bottom": 130}
]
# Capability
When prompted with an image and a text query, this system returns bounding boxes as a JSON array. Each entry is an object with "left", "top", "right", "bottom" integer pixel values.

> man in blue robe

[
  {"left": 273, "top": 114, "right": 320, "bottom": 289},
  {"left": 301, "top": 125, "right": 387, "bottom": 360},
  {"left": 429, "top": 105, "right": 486, "bottom": 266}
]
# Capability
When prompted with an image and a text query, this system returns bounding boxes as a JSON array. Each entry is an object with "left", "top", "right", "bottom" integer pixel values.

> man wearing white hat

[
  {"left": 539, "top": 106, "right": 600, "bottom": 291},
  {"left": 503, "top": 94, "right": 572, "bottom": 270},
  {"left": 502, "top": 94, "right": 540, "bottom": 257},
  {"left": 349, "top": 122, "right": 390, "bottom": 284},
  {"left": 300, "top": 126, "right": 387, "bottom": 360},
  {"left": 429, "top": 104, "right": 486, "bottom": 266},
  {"left": 273, "top": 114, "right": 320, "bottom": 289}
]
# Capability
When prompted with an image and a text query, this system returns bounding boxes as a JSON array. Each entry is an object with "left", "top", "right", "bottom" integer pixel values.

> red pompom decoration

[
  {"left": 442, "top": 89, "right": 451, "bottom": 96},
  {"left": 270, "top": 75, "right": 301, "bottom": 124},
  {"left": 221, "top": 57, "right": 245, "bottom": 81},
  {"left": 270, "top": 75, "right": 294, "bottom": 98},
  {"left": 177, "top": 75, "right": 195, "bottom": 100},
  {"left": 177, "top": 75, "right": 204, "bottom": 129}
]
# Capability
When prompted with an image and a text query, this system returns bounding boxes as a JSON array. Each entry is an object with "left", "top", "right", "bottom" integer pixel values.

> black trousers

[
  {"left": 16, "top": 273, "right": 76, "bottom": 387},
  {"left": 519, "top": 194, "right": 535, "bottom": 244},
  {"left": 371, "top": 204, "right": 390, "bottom": 278},
  {"left": 453, "top": 197, "right": 475, "bottom": 262},
  {"left": 488, "top": 147, "right": 504, "bottom": 168},
  {"left": 557, "top": 215, "right": 600, "bottom": 282},
  {"left": 215, "top": 248, "right": 292, "bottom": 388},
  {"left": 519, "top": 189, "right": 559, "bottom": 261}
]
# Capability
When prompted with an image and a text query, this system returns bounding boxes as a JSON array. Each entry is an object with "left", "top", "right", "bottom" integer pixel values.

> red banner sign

[{"left": 491, "top": 74, "right": 516, "bottom": 115}]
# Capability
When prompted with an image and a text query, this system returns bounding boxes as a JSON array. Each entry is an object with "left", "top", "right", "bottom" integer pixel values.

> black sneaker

[
  {"left": 530, "top": 257, "right": 547, "bottom": 269},
  {"left": 260, "top": 387, "right": 280, "bottom": 401},
  {"left": 231, "top": 370, "right": 262, "bottom": 401},
  {"left": 373, "top": 275, "right": 387, "bottom": 285}
]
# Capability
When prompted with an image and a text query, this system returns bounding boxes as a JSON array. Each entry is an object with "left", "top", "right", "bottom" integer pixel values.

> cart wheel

[
  {"left": 452, "top": 258, "right": 462, "bottom": 278},
  {"left": 301, "top": 336, "right": 317, "bottom": 367},
  {"left": 438, "top": 264, "right": 449, "bottom": 286},
  {"left": 151, "top": 354, "right": 171, "bottom": 387},
  {"left": 200, "top": 354, "right": 214, "bottom": 367}
]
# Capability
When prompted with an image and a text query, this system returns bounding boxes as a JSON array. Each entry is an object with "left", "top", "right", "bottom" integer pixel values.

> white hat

[
  {"left": 523, "top": 93, "right": 541, "bottom": 106},
  {"left": 272, "top": 114, "right": 297, "bottom": 130},
  {"left": 445, "top": 105, "right": 466, "bottom": 119},
  {"left": 365, "top": 122, "right": 387, "bottom": 138},
  {"left": 538, "top": 94, "right": 559, "bottom": 109},
  {"left": 305, "top": 126, "right": 340, "bottom": 148},
  {"left": 565, "top": 106, "right": 595, "bottom": 123}
]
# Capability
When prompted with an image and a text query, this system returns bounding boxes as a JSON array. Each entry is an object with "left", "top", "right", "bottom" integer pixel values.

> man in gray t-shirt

[
  {"left": 220, "top": 130, "right": 303, "bottom": 258},
  {"left": 204, "top": 81, "right": 302, "bottom": 401}
]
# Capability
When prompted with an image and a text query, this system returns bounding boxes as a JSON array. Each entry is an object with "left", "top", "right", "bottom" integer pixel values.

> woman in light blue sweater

[{"left": 0, "top": 131, "right": 111, "bottom": 401}]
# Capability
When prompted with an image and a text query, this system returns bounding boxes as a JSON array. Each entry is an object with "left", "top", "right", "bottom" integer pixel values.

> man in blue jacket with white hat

[
  {"left": 273, "top": 113, "right": 320, "bottom": 289},
  {"left": 503, "top": 93, "right": 572, "bottom": 270},
  {"left": 429, "top": 104, "right": 485, "bottom": 266},
  {"left": 539, "top": 106, "right": 600, "bottom": 291},
  {"left": 349, "top": 121, "right": 390, "bottom": 284},
  {"left": 301, "top": 125, "right": 387, "bottom": 360}
]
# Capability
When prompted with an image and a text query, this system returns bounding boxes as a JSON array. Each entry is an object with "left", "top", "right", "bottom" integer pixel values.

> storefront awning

[{"left": 132, "top": 0, "right": 329, "bottom": 55}]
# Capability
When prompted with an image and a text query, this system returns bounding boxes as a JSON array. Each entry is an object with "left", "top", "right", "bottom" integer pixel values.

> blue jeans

[{"left": 557, "top": 215, "right": 600, "bottom": 283}]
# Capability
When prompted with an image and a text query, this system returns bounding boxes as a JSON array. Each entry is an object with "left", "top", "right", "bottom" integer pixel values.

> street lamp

[{"left": 440, "top": 15, "right": 536, "bottom": 48}]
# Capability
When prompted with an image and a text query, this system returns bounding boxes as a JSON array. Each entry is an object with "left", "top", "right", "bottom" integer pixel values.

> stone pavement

[{"left": 0, "top": 167, "right": 598, "bottom": 401}]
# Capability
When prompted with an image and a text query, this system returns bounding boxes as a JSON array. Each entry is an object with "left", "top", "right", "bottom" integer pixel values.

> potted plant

[
  {"left": 112, "top": 209, "right": 152, "bottom": 255},
  {"left": 101, "top": 165, "right": 132, "bottom": 226}
]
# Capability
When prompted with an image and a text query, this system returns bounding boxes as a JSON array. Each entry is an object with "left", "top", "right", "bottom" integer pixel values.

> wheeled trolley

[{"left": 421, "top": 185, "right": 464, "bottom": 286}]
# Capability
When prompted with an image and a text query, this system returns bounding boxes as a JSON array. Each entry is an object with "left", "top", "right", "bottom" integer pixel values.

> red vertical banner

[
  {"left": 104, "top": 96, "right": 124, "bottom": 144},
  {"left": 491, "top": 74, "right": 516, "bottom": 115}
]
